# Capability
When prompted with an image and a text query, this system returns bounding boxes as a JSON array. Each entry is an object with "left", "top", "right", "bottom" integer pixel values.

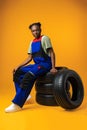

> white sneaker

[
  {"left": 5, "top": 103, "right": 22, "bottom": 113},
  {"left": 26, "top": 95, "right": 31, "bottom": 102},
  {"left": 25, "top": 95, "right": 33, "bottom": 104}
]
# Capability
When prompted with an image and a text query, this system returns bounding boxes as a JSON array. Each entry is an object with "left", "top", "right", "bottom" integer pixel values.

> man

[{"left": 5, "top": 22, "right": 57, "bottom": 113}]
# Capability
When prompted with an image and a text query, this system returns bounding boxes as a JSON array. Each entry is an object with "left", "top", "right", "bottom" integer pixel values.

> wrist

[{"left": 52, "top": 66, "right": 55, "bottom": 69}]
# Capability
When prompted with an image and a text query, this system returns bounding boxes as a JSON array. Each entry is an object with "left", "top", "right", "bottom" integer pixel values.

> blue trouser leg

[
  {"left": 12, "top": 64, "right": 51, "bottom": 107},
  {"left": 12, "top": 80, "right": 35, "bottom": 107}
]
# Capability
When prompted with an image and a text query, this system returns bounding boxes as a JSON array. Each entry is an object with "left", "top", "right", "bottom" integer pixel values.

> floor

[{"left": 0, "top": 88, "right": 87, "bottom": 130}]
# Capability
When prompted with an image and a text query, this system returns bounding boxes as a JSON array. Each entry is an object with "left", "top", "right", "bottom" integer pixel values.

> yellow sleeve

[
  {"left": 27, "top": 41, "right": 32, "bottom": 54},
  {"left": 42, "top": 35, "right": 52, "bottom": 49},
  {"left": 41, "top": 36, "right": 52, "bottom": 55}
]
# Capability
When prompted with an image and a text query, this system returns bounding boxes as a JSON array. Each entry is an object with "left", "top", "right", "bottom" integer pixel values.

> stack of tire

[{"left": 35, "top": 67, "right": 84, "bottom": 109}]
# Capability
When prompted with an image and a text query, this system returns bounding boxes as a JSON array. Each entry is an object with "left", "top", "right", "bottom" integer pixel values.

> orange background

[
  {"left": 0, "top": 0, "right": 87, "bottom": 96},
  {"left": 0, "top": 0, "right": 87, "bottom": 130}
]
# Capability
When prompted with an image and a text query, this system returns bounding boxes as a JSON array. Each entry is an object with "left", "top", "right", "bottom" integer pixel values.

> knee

[
  {"left": 13, "top": 68, "right": 25, "bottom": 83},
  {"left": 20, "top": 72, "right": 36, "bottom": 89}
]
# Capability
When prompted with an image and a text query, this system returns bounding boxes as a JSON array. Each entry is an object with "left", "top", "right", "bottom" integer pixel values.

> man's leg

[
  {"left": 5, "top": 66, "right": 36, "bottom": 112},
  {"left": 5, "top": 64, "right": 49, "bottom": 112},
  {"left": 12, "top": 72, "right": 36, "bottom": 107},
  {"left": 13, "top": 64, "right": 50, "bottom": 107}
]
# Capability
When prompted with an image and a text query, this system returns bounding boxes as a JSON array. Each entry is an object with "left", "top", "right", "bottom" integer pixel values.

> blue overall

[{"left": 12, "top": 36, "right": 52, "bottom": 107}]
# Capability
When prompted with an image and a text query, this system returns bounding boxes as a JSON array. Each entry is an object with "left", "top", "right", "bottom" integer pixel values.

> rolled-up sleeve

[
  {"left": 28, "top": 41, "right": 32, "bottom": 54},
  {"left": 42, "top": 36, "right": 52, "bottom": 49}
]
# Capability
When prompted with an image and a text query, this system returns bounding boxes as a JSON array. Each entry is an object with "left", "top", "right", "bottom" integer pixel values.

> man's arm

[
  {"left": 13, "top": 54, "right": 32, "bottom": 74},
  {"left": 47, "top": 48, "right": 57, "bottom": 73}
]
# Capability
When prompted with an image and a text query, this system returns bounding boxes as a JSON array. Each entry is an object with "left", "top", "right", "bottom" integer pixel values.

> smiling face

[{"left": 30, "top": 25, "right": 41, "bottom": 39}]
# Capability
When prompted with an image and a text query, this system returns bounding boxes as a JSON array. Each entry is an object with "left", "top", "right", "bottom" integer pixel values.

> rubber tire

[
  {"left": 35, "top": 66, "right": 68, "bottom": 94},
  {"left": 53, "top": 69, "right": 84, "bottom": 109},
  {"left": 35, "top": 83, "right": 53, "bottom": 94},
  {"left": 36, "top": 66, "right": 68, "bottom": 83},
  {"left": 35, "top": 82, "right": 70, "bottom": 95},
  {"left": 36, "top": 93, "right": 58, "bottom": 106}
]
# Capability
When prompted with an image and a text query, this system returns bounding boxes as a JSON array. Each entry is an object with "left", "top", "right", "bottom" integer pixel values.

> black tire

[
  {"left": 36, "top": 66, "right": 68, "bottom": 83},
  {"left": 35, "top": 66, "right": 68, "bottom": 94},
  {"left": 36, "top": 93, "right": 58, "bottom": 106},
  {"left": 35, "top": 83, "right": 54, "bottom": 94},
  {"left": 53, "top": 69, "right": 84, "bottom": 109},
  {"left": 35, "top": 82, "right": 70, "bottom": 95}
]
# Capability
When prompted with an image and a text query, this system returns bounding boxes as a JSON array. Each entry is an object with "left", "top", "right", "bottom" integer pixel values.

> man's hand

[{"left": 50, "top": 68, "right": 58, "bottom": 74}]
